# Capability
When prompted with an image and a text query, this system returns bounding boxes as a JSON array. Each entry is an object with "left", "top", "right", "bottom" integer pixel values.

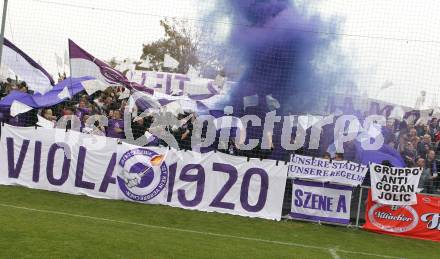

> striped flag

[
  {"left": 68, "top": 39, "right": 153, "bottom": 94},
  {"left": 2, "top": 38, "right": 55, "bottom": 93},
  {"left": 68, "top": 39, "right": 221, "bottom": 113}
]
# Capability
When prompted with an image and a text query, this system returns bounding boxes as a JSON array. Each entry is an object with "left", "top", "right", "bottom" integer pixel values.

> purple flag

[
  {"left": 68, "top": 40, "right": 221, "bottom": 112},
  {"left": 68, "top": 39, "right": 153, "bottom": 94},
  {"left": 0, "top": 77, "right": 94, "bottom": 109},
  {"left": 355, "top": 141, "right": 405, "bottom": 167}
]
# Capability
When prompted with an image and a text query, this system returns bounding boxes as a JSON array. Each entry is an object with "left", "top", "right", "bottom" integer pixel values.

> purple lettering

[
  {"left": 209, "top": 163, "right": 238, "bottom": 210},
  {"left": 303, "top": 192, "right": 312, "bottom": 209},
  {"left": 99, "top": 153, "right": 116, "bottom": 192},
  {"left": 165, "top": 74, "right": 172, "bottom": 94},
  {"left": 46, "top": 144, "right": 70, "bottom": 186},
  {"left": 6, "top": 137, "right": 29, "bottom": 179},
  {"left": 294, "top": 189, "right": 303, "bottom": 207},
  {"left": 33, "top": 141, "right": 42, "bottom": 182},
  {"left": 336, "top": 195, "right": 347, "bottom": 213},
  {"left": 177, "top": 164, "right": 205, "bottom": 207},
  {"left": 155, "top": 73, "right": 164, "bottom": 89},
  {"left": 167, "top": 162, "right": 177, "bottom": 202},
  {"left": 74, "top": 146, "right": 95, "bottom": 190},
  {"left": 174, "top": 75, "right": 190, "bottom": 96},
  {"left": 240, "top": 168, "right": 268, "bottom": 212},
  {"left": 140, "top": 72, "right": 147, "bottom": 86}
]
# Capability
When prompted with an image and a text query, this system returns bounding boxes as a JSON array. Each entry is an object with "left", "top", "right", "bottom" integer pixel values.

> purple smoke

[{"left": 222, "top": 0, "right": 341, "bottom": 115}]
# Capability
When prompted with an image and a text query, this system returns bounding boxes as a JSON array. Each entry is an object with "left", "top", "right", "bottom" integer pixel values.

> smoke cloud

[{"left": 214, "top": 0, "right": 346, "bottom": 115}]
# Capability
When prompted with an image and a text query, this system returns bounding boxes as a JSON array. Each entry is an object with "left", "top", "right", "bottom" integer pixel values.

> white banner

[
  {"left": 0, "top": 125, "right": 120, "bottom": 199},
  {"left": 0, "top": 125, "right": 287, "bottom": 220},
  {"left": 287, "top": 155, "right": 368, "bottom": 186},
  {"left": 164, "top": 150, "right": 288, "bottom": 220},
  {"left": 129, "top": 70, "right": 211, "bottom": 95},
  {"left": 369, "top": 163, "right": 422, "bottom": 205},
  {"left": 290, "top": 179, "right": 353, "bottom": 225}
]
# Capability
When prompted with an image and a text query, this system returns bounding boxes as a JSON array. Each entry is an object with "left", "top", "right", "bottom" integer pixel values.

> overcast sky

[{"left": 2, "top": 0, "right": 440, "bottom": 108}]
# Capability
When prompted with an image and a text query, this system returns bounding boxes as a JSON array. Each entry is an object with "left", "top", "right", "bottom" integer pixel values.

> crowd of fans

[
  {"left": 0, "top": 76, "right": 439, "bottom": 194},
  {"left": 0, "top": 76, "right": 277, "bottom": 158},
  {"left": 384, "top": 118, "right": 440, "bottom": 194}
]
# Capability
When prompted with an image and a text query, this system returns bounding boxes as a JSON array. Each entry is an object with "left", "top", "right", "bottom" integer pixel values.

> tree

[
  {"left": 108, "top": 57, "right": 118, "bottom": 68},
  {"left": 140, "top": 18, "right": 200, "bottom": 74}
]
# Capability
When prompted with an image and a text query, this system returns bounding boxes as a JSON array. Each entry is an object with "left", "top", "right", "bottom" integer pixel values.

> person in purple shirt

[
  {"left": 75, "top": 100, "right": 90, "bottom": 121},
  {"left": 107, "top": 110, "right": 125, "bottom": 139},
  {"left": 382, "top": 119, "right": 396, "bottom": 146}
]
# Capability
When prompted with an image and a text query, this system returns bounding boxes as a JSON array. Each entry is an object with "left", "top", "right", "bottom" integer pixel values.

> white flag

[
  {"left": 432, "top": 107, "right": 440, "bottom": 119},
  {"left": 132, "top": 91, "right": 162, "bottom": 110},
  {"left": 37, "top": 114, "right": 55, "bottom": 128},
  {"left": 119, "top": 88, "right": 131, "bottom": 100},
  {"left": 81, "top": 79, "right": 108, "bottom": 95},
  {"left": 389, "top": 106, "right": 405, "bottom": 121},
  {"left": 381, "top": 80, "right": 393, "bottom": 89},
  {"left": 243, "top": 94, "right": 258, "bottom": 110},
  {"left": 0, "top": 65, "right": 14, "bottom": 82},
  {"left": 164, "top": 101, "right": 183, "bottom": 116},
  {"left": 138, "top": 56, "right": 152, "bottom": 69},
  {"left": 415, "top": 110, "right": 430, "bottom": 126},
  {"left": 3, "top": 38, "right": 54, "bottom": 94},
  {"left": 116, "top": 60, "right": 129, "bottom": 72},
  {"left": 10, "top": 100, "right": 33, "bottom": 117},
  {"left": 163, "top": 54, "right": 179, "bottom": 69},
  {"left": 144, "top": 131, "right": 157, "bottom": 145},
  {"left": 214, "top": 75, "right": 226, "bottom": 88},
  {"left": 55, "top": 53, "right": 64, "bottom": 71},
  {"left": 64, "top": 49, "right": 70, "bottom": 66},
  {"left": 57, "top": 86, "right": 71, "bottom": 100},
  {"left": 266, "top": 95, "right": 280, "bottom": 110},
  {"left": 186, "top": 65, "right": 199, "bottom": 80}
]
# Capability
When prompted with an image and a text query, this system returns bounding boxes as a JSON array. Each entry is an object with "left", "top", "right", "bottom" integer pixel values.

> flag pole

[{"left": 0, "top": 0, "right": 9, "bottom": 66}]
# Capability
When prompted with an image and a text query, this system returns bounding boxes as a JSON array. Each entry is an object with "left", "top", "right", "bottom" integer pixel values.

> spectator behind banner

[
  {"left": 334, "top": 153, "right": 344, "bottom": 161},
  {"left": 42, "top": 108, "right": 57, "bottom": 122},
  {"left": 417, "top": 157, "right": 434, "bottom": 194},
  {"left": 426, "top": 150, "right": 440, "bottom": 193},
  {"left": 107, "top": 110, "right": 125, "bottom": 139},
  {"left": 402, "top": 142, "right": 417, "bottom": 167},
  {"left": 75, "top": 99, "right": 90, "bottom": 121},
  {"left": 417, "top": 134, "right": 433, "bottom": 158}
]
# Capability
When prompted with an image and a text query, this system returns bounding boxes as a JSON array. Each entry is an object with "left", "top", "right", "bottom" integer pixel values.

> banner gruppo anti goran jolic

[
  {"left": 369, "top": 163, "right": 422, "bottom": 206},
  {"left": 364, "top": 191, "right": 440, "bottom": 242},
  {"left": 0, "top": 125, "right": 287, "bottom": 220}
]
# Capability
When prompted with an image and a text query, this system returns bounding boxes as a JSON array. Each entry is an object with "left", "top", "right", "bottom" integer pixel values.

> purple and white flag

[
  {"left": 69, "top": 39, "right": 153, "bottom": 94},
  {"left": 2, "top": 38, "right": 55, "bottom": 94},
  {"left": 69, "top": 40, "right": 220, "bottom": 112},
  {"left": 0, "top": 77, "right": 94, "bottom": 109}
]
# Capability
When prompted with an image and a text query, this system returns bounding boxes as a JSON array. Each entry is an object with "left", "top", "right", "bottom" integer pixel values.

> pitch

[{"left": 0, "top": 186, "right": 438, "bottom": 258}]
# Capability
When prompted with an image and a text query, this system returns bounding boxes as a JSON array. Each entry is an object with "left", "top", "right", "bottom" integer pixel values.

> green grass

[{"left": 0, "top": 186, "right": 439, "bottom": 258}]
